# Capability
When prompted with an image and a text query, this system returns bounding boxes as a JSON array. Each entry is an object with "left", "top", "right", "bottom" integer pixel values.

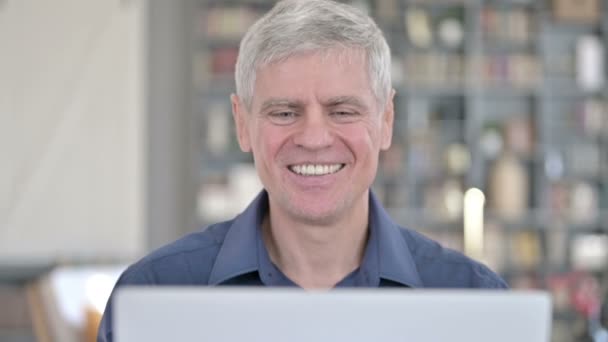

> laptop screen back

[{"left": 114, "top": 287, "right": 552, "bottom": 342}]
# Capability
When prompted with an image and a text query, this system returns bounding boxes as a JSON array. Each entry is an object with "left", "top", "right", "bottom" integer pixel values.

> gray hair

[{"left": 235, "top": 0, "right": 392, "bottom": 110}]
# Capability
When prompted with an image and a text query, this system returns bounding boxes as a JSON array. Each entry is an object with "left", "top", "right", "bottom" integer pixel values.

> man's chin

[
  {"left": 286, "top": 203, "right": 345, "bottom": 226},
  {"left": 268, "top": 189, "right": 350, "bottom": 225}
]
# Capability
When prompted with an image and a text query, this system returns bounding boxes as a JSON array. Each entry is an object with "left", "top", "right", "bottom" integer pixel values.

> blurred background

[{"left": 1, "top": 0, "right": 608, "bottom": 341}]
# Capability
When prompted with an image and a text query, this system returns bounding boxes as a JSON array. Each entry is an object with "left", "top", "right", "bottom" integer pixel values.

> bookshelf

[{"left": 187, "top": 0, "right": 608, "bottom": 339}]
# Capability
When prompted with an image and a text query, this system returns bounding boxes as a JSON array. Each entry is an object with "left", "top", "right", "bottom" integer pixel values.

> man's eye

[
  {"left": 333, "top": 111, "right": 354, "bottom": 116},
  {"left": 331, "top": 111, "right": 359, "bottom": 122},
  {"left": 273, "top": 112, "right": 294, "bottom": 118},
  {"left": 268, "top": 111, "right": 297, "bottom": 124}
]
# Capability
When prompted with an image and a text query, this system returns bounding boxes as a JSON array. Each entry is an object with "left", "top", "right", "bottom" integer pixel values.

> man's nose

[{"left": 292, "top": 109, "right": 334, "bottom": 150}]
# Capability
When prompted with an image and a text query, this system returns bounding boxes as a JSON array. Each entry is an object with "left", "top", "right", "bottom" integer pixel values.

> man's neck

[{"left": 262, "top": 195, "right": 370, "bottom": 289}]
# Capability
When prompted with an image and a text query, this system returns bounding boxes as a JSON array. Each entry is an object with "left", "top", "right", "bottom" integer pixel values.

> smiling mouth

[{"left": 288, "top": 164, "right": 346, "bottom": 176}]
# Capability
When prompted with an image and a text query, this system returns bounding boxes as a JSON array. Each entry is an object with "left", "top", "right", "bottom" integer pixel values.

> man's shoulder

[
  {"left": 396, "top": 226, "right": 508, "bottom": 289},
  {"left": 119, "top": 221, "right": 233, "bottom": 285},
  {"left": 97, "top": 221, "right": 235, "bottom": 342}
]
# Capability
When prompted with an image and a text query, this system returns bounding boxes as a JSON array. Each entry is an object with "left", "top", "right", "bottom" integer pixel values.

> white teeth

[{"left": 289, "top": 164, "right": 344, "bottom": 176}]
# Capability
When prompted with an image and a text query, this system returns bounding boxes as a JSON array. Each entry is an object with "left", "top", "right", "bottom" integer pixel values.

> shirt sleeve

[
  {"left": 97, "top": 264, "right": 156, "bottom": 342},
  {"left": 97, "top": 305, "right": 113, "bottom": 342},
  {"left": 473, "top": 263, "right": 509, "bottom": 289}
]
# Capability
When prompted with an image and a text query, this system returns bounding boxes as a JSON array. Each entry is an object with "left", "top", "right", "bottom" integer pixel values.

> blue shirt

[{"left": 98, "top": 190, "right": 507, "bottom": 342}]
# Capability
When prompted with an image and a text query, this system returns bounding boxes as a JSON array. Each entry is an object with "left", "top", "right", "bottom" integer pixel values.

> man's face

[{"left": 232, "top": 50, "right": 394, "bottom": 225}]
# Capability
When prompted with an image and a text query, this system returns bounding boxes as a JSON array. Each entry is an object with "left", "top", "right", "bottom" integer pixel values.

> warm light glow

[
  {"left": 85, "top": 273, "right": 116, "bottom": 314},
  {"left": 464, "top": 188, "right": 485, "bottom": 260}
]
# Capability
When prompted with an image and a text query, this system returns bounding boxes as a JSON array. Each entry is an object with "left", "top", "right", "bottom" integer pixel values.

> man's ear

[
  {"left": 231, "top": 94, "right": 251, "bottom": 152},
  {"left": 380, "top": 89, "right": 395, "bottom": 150}
]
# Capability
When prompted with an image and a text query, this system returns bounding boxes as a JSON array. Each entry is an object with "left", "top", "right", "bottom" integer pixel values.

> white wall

[{"left": 0, "top": 0, "right": 145, "bottom": 262}]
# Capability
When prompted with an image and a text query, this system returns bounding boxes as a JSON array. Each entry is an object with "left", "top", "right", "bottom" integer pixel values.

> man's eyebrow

[
  {"left": 259, "top": 99, "right": 303, "bottom": 112},
  {"left": 323, "top": 96, "right": 368, "bottom": 109}
]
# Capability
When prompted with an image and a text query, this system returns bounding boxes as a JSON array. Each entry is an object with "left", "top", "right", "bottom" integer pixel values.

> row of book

[
  {"left": 402, "top": 53, "right": 541, "bottom": 88},
  {"left": 201, "top": 6, "right": 535, "bottom": 47}
]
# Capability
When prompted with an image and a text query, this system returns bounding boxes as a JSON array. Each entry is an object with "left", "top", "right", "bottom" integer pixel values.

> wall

[{"left": 0, "top": 0, "right": 145, "bottom": 263}]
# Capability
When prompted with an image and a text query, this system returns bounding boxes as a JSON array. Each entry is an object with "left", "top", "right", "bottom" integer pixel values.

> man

[{"left": 98, "top": 0, "right": 507, "bottom": 340}]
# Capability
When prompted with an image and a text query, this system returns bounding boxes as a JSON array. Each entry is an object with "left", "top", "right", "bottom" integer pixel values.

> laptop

[{"left": 114, "top": 287, "right": 552, "bottom": 342}]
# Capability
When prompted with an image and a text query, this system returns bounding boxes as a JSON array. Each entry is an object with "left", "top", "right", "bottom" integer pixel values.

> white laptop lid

[{"left": 114, "top": 287, "right": 552, "bottom": 342}]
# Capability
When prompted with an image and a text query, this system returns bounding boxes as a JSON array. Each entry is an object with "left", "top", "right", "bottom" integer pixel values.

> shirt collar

[
  {"left": 208, "top": 192, "right": 267, "bottom": 285},
  {"left": 208, "top": 190, "right": 423, "bottom": 288},
  {"left": 367, "top": 191, "right": 423, "bottom": 288}
]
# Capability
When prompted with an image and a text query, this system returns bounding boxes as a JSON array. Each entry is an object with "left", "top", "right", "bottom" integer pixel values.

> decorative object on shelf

[
  {"left": 510, "top": 230, "right": 541, "bottom": 270},
  {"left": 576, "top": 99, "right": 605, "bottom": 137},
  {"left": 444, "top": 143, "right": 470, "bottom": 176},
  {"left": 423, "top": 178, "right": 463, "bottom": 222},
  {"left": 504, "top": 115, "right": 535, "bottom": 158},
  {"left": 441, "top": 179, "right": 464, "bottom": 221},
  {"left": 571, "top": 234, "right": 608, "bottom": 271},
  {"left": 480, "top": 125, "right": 504, "bottom": 159},
  {"left": 437, "top": 15, "right": 464, "bottom": 49},
  {"left": 552, "top": 0, "right": 600, "bottom": 23},
  {"left": 489, "top": 151, "right": 529, "bottom": 220},
  {"left": 405, "top": 8, "right": 433, "bottom": 48},
  {"left": 576, "top": 35, "right": 605, "bottom": 93},
  {"left": 569, "top": 181, "right": 599, "bottom": 224},
  {"left": 464, "top": 187, "right": 485, "bottom": 260}
]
